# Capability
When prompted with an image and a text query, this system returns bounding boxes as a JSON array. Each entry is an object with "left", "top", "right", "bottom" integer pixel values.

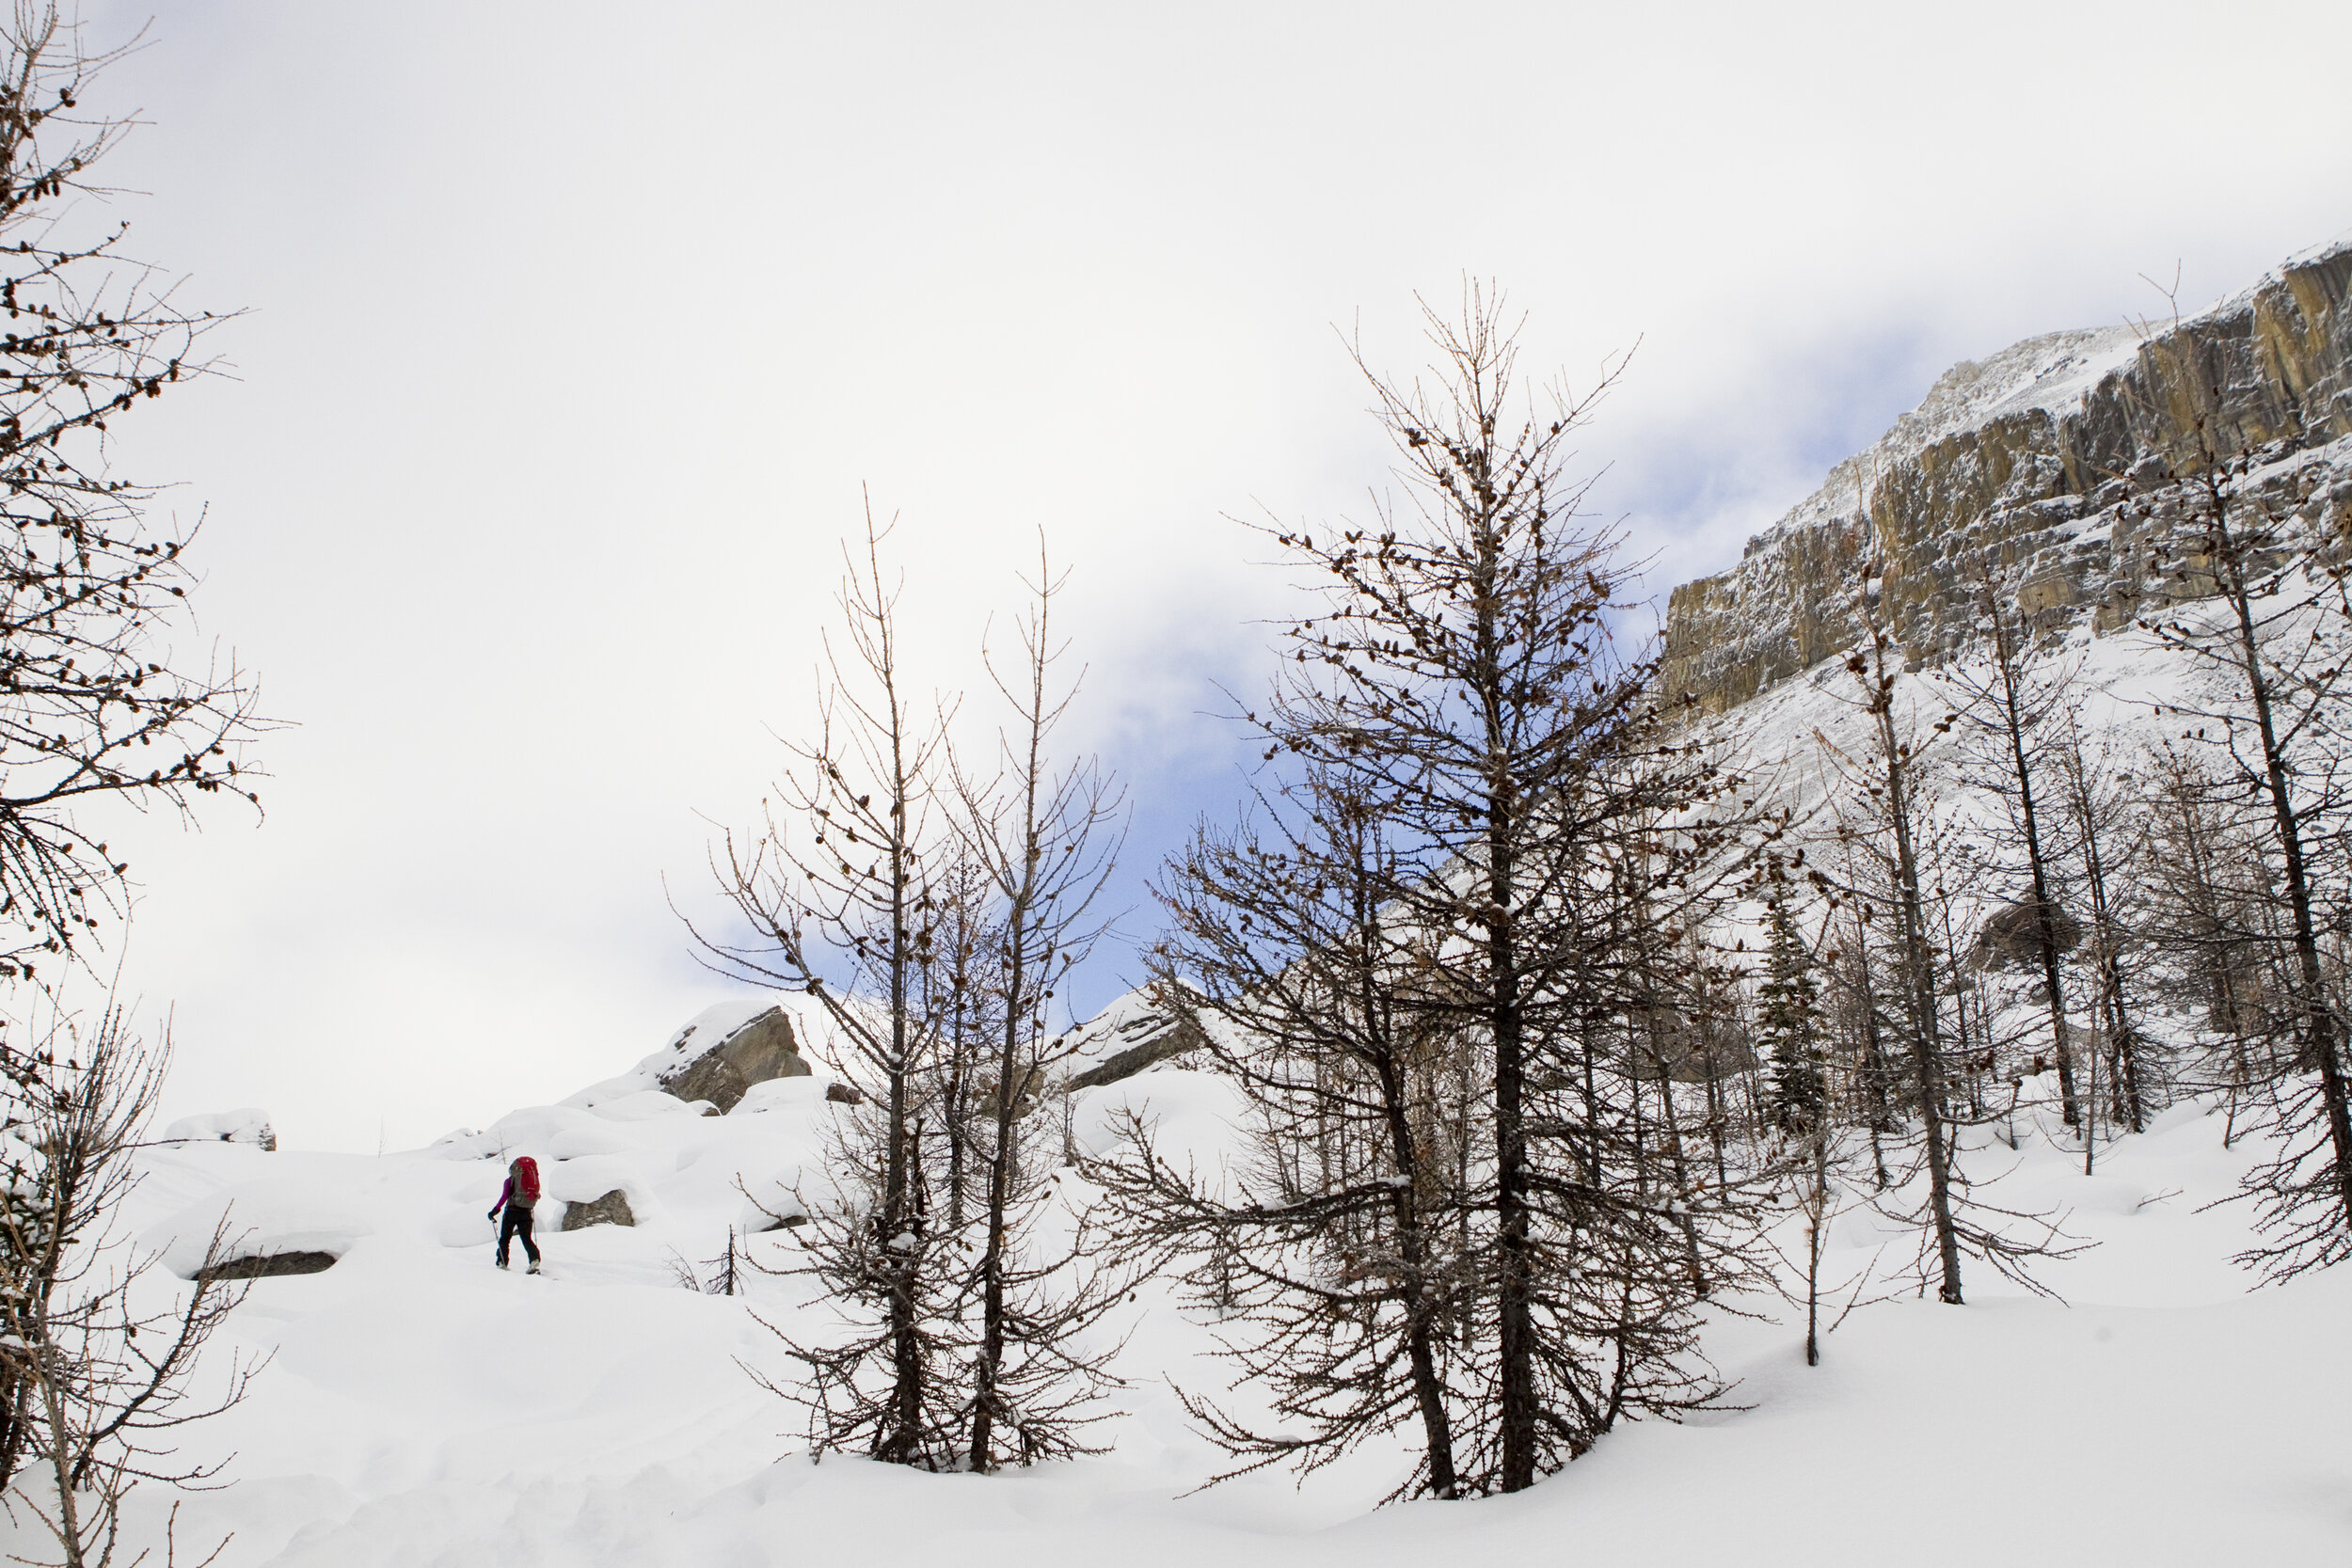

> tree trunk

[
  {"left": 2217, "top": 491, "right": 2352, "bottom": 1236},
  {"left": 1375, "top": 1049, "right": 1458, "bottom": 1497},
  {"left": 1988, "top": 605, "right": 2081, "bottom": 1129},
  {"left": 1875, "top": 693, "right": 1965, "bottom": 1305}
]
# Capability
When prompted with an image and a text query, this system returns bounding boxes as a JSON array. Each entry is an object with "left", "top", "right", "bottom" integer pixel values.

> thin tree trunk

[
  {"left": 2215, "top": 486, "right": 2352, "bottom": 1234},
  {"left": 1987, "top": 603, "right": 2081, "bottom": 1128},
  {"left": 1874, "top": 691, "right": 1965, "bottom": 1305},
  {"left": 1853, "top": 918, "right": 1895, "bottom": 1190},
  {"left": 1804, "top": 1129, "right": 1828, "bottom": 1366},
  {"left": 878, "top": 616, "right": 926, "bottom": 1464},
  {"left": 1375, "top": 1035, "right": 1458, "bottom": 1497}
]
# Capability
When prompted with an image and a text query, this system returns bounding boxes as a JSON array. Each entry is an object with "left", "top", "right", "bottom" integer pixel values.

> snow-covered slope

[{"left": 34, "top": 1002, "right": 2351, "bottom": 1565}]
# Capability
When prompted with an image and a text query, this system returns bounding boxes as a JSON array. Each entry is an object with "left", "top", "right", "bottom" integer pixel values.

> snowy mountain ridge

[
  {"left": 1662, "top": 234, "right": 2352, "bottom": 718},
  {"left": 1747, "top": 322, "right": 2142, "bottom": 558}
]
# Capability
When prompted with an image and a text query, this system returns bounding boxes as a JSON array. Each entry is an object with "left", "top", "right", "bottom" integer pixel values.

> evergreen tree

[{"left": 1756, "top": 866, "right": 1825, "bottom": 1137}]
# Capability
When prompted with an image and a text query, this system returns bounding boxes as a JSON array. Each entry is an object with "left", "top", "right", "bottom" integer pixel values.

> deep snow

[
  {"left": 28, "top": 1034, "right": 2347, "bottom": 1567},
  {"left": 27, "top": 592, "right": 2352, "bottom": 1565}
]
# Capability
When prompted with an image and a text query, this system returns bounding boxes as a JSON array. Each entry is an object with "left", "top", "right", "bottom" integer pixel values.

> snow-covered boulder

[
  {"left": 588, "top": 1089, "right": 709, "bottom": 1123},
  {"left": 424, "top": 1127, "right": 481, "bottom": 1157},
  {"left": 161, "top": 1107, "right": 277, "bottom": 1151},
  {"left": 144, "top": 1178, "right": 372, "bottom": 1280},
  {"left": 731, "top": 1076, "right": 836, "bottom": 1117},
  {"left": 199, "top": 1250, "right": 336, "bottom": 1281},
  {"left": 543, "top": 1154, "right": 647, "bottom": 1231},
  {"left": 1057, "top": 988, "right": 1206, "bottom": 1092},
  {"left": 565, "top": 999, "right": 815, "bottom": 1114},
  {"left": 659, "top": 1005, "right": 810, "bottom": 1111}
]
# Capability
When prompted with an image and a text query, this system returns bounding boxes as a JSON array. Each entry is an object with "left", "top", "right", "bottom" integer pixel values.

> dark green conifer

[{"left": 1756, "top": 868, "right": 1826, "bottom": 1136}]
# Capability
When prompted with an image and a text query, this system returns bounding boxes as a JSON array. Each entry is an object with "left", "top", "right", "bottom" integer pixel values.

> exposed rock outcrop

[
  {"left": 658, "top": 1006, "right": 810, "bottom": 1113},
  {"left": 1061, "top": 1013, "right": 1208, "bottom": 1093},
  {"left": 1662, "top": 239, "right": 2352, "bottom": 716},
  {"left": 1972, "top": 899, "right": 2084, "bottom": 972},
  {"left": 1625, "top": 1009, "right": 1757, "bottom": 1084},
  {"left": 198, "top": 1250, "right": 335, "bottom": 1281},
  {"left": 977, "top": 1063, "right": 1051, "bottom": 1118},
  {"left": 562, "top": 1189, "right": 636, "bottom": 1229}
]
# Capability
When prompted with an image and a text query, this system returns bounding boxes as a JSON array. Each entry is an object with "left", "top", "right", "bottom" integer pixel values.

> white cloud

[{"left": 59, "top": 0, "right": 2352, "bottom": 1146}]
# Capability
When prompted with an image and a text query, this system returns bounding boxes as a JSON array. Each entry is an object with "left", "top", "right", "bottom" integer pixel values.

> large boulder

[
  {"left": 1972, "top": 898, "right": 2083, "bottom": 972},
  {"left": 658, "top": 1006, "right": 810, "bottom": 1112},
  {"left": 561, "top": 1189, "right": 636, "bottom": 1230},
  {"left": 1625, "top": 1006, "right": 1758, "bottom": 1084},
  {"left": 1059, "top": 993, "right": 1209, "bottom": 1093}
]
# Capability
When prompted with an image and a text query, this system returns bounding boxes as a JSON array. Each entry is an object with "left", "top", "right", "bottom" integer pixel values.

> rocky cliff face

[{"left": 1661, "top": 237, "right": 2352, "bottom": 715}]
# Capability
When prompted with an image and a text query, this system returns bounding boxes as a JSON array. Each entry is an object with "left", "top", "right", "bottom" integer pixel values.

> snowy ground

[
  {"left": 21, "top": 599, "right": 2349, "bottom": 1564},
  {"left": 24, "top": 1038, "right": 2348, "bottom": 1568}
]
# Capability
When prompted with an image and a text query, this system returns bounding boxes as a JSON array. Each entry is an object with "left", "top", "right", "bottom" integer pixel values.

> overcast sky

[{"left": 55, "top": 1, "right": 2352, "bottom": 1149}]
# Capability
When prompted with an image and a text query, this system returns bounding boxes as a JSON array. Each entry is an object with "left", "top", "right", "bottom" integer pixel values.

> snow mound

[
  {"left": 731, "top": 1077, "right": 836, "bottom": 1117},
  {"left": 143, "top": 1167, "right": 373, "bottom": 1278},
  {"left": 160, "top": 1106, "right": 277, "bottom": 1149}
]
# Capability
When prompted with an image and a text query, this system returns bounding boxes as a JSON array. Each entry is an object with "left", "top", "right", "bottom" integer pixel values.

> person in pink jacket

[{"left": 488, "top": 1154, "right": 544, "bottom": 1273}]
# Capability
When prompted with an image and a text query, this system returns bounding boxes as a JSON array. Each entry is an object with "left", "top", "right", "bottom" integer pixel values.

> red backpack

[{"left": 512, "top": 1156, "right": 542, "bottom": 1206}]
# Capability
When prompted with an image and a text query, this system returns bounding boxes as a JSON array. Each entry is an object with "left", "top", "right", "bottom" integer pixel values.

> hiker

[{"left": 488, "top": 1154, "right": 544, "bottom": 1273}]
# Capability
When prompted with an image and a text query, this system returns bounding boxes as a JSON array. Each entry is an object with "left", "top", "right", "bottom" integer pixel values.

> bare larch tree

[
  {"left": 952, "top": 542, "right": 1126, "bottom": 1471},
  {"left": 2127, "top": 429, "right": 2352, "bottom": 1277},
  {"left": 1098, "top": 763, "right": 1472, "bottom": 1497},
  {"left": 1221, "top": 291, "right": 1763, "bottom": 1494},
  {"left": 693, "top": 509, "right": 962, "bottom": 1465},
  {"left": 1940, "top": 591, "right": 2085, "bottom": 1130},
  {"left": 0, "top": 1008, "right": 261, "bottom": 1568},
  {"left": 0, "top": 7, "right": 262, "bottom": 981}
]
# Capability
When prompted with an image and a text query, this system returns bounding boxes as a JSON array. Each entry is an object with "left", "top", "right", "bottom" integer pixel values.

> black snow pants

[{"left": 499, "top": 1205, "right": 541, "bottom": 1266}]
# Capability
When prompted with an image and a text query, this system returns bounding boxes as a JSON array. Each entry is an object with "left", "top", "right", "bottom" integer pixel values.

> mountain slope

[{"left": 1663, "top": 235, "right": 2352, "bottom": 717}]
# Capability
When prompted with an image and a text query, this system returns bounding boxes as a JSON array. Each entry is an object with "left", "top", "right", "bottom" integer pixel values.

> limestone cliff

[{"left": 1661, "top": 236, "right": 2352, "bottom": 715}]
